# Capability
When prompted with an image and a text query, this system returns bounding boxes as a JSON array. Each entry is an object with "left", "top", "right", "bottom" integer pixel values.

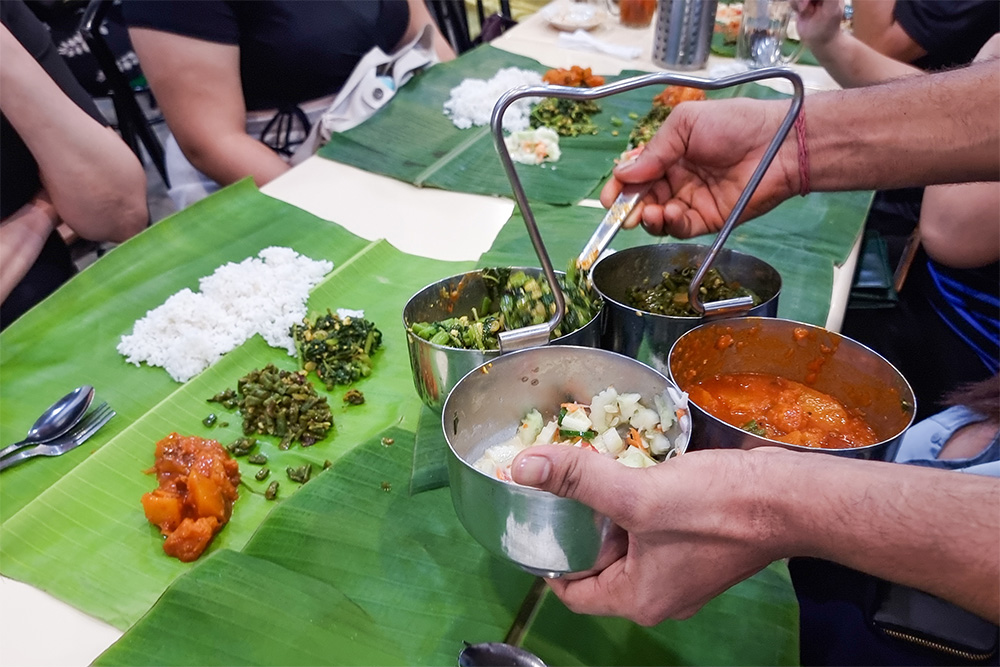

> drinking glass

[{"left": 736, "top": 0, "right": 803, "bottom": 68}]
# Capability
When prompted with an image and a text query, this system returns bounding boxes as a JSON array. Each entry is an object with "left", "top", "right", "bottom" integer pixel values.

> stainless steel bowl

[
  {"left": 668, "top": 317, "right": 916, "bottom": 460},
  {"left": 591, "top": 244, "right": 781, "bottom": 376},
  {"left": 442, "top": 345, "right": 688, "bottom": 577},
  {"left": 403, "top": 268, "right": 602, "bottom": 412}
]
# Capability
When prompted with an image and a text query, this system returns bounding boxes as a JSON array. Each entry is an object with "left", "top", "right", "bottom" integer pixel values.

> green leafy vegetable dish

[
  {"left": 292, "top": 310, "right": 383, "bottom": 389},
  {"left": 627, "top": 266, "right": 761, "bottom": 317},
  {"left": 410, "top": 266, "right": 602, "bottom": 351}
]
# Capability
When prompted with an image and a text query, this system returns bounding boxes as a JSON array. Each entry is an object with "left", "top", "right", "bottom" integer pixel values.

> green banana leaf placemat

[
  {"left": 480, "top": 188, "right": 872, "bottom": 326},
  {"left": 97, "top": 428, "right": 799, "bottom": 666},
  {"left": 318, "top": 45, "right": 790, "bottom": 205},
  {"left": 0, "top": 180, "right": 371, "bottom": 523}
]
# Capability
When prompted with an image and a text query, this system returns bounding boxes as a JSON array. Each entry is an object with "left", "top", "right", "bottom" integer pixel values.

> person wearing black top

[
  {"left": 0, "top": 0, "right": 147, "bottom": 329},
  {"left": 123, "top": 0, "right": 455, "bottom": 209}
]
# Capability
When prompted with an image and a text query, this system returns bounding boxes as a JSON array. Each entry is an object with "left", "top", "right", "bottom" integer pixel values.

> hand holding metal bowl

[{"left": 437, "top": 68, "right": 804, "bottom": 576}]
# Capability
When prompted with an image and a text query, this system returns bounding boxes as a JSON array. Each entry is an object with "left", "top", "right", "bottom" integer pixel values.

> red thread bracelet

[{"left": 795, "top": 108, "right": 810, "bottom": 196}]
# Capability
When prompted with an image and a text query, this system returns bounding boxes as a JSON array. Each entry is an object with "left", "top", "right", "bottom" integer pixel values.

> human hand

[
  {"left": 790, "top": 0, "right": 845, "bottom": 51},
  {"left": 510, "top": 445, "right": 782, "bottom": 625},
  {"left": 599, "top": 98, "right": 799, "bottom": 238}
]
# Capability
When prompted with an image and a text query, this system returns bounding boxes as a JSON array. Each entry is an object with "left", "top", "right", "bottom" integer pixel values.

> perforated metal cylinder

[{"left": 652, "top": 0, "right": 719, "bottom": 70}]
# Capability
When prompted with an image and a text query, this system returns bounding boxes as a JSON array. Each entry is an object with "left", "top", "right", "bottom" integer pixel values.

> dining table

[{"left": 0, "top": 4, "right": 872, "bottom": 665}]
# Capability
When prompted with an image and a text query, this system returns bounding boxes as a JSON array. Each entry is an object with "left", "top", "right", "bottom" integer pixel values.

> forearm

[
  {"left": 756, "top": 449, "right": 1000, "bottom": 622},
  {"left": 803, "top": 61, "right": 1000, "bottom": 191},
  {"left": 810, "top": 29, "right": 921, "bottom": 88},
  {"left": 0, "top": 27, "right": 146, "bottom": 241},
  {"left": 181, "top": 131, "right": 291, "bottom": 188},
  {"left": 0, "top": 196, "right": 59, "bottom": 303}
]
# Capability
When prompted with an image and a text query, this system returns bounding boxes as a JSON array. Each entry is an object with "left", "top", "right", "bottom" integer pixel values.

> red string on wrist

[{"left": 795, "top": 107, "right": 810, "bottom": 196}]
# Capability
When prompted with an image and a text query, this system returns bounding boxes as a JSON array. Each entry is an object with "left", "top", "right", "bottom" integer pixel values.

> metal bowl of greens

[
  {"left": 403, "top": 266, "right": 603, "bottom": 411},
  {"left": 591, "top": 244, "right": 781, "bottom": 376}
]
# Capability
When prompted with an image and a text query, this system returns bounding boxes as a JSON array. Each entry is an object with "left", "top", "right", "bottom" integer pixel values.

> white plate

[{"left": 541, "top": 2, "right": 607, "bottom": 31}]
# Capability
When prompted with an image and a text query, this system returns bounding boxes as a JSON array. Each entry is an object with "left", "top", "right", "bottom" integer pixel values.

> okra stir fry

[
  {"left": 410, "top": 266, "right": 602, "bottom": 351},
  {"left": 627, "top": 266, "right": 761, "bottom": 317}
]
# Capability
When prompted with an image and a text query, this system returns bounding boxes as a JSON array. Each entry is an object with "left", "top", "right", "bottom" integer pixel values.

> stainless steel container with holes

[{"left": 653, "top": 0, "right": 720, "bottom": 70}]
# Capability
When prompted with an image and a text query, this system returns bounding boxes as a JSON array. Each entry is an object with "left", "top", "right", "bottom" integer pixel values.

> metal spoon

[
  {"left": 0, "top": 385, "right": 94, "bottom": 459},
  {"left": 458, "top": 642, "right": 546, "bottom": 667}
]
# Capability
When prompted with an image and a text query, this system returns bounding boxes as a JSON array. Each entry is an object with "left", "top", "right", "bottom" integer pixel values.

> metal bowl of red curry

[{"left": 668, "top": 317, "right": 916, "bottom": 460}]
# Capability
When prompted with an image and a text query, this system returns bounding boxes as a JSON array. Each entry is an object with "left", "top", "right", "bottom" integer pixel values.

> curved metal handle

[{"left": 490, "top": 66, "right": 804, "bottom": 328}]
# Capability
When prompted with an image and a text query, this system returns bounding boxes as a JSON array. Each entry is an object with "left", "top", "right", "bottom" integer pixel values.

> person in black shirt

[
  {"left": 123, "top": 0, "right": 455, "bottom": 209},
  {"left": 0, "top": 0, "right": 147, "bottom": 329}
]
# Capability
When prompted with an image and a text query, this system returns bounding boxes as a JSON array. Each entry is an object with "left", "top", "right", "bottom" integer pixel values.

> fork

[{"left": 0, "top": 402, "right": 115, "bottom": 472}]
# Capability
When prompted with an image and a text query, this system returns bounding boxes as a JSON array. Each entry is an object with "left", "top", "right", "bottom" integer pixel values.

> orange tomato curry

[
  {"left": 689, "top": 372, "right": 879, "bottom": 449},
  {"left": 141, "top": 433, "right": 240, "bottom": 562}
]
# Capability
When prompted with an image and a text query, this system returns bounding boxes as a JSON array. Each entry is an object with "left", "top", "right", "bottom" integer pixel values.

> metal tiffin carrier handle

[{"left": 490, "top": 66, "right": 804, "bottom": 331}]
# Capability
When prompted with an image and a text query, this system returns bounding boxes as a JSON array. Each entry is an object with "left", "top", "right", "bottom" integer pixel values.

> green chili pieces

[
  {"left": 247, "top": 453, "right": 268, "bottom": 465},
  {"left": 265, "top": 481, "right": 279, "bottom": 500},
  {"left": 286, "top": 464, "right": 312, "bottom": 484},
  {"left": 742, "top": 420, "right": 767, "bottom": 437},
  {"left": 255, "top": 467, "right": 270, "bottom": 481},
  {"left": 226, "top": 437, "right": 257, "bottom": 457}
]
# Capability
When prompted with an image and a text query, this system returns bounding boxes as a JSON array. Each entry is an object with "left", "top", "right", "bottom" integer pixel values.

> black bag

[{"left": 872, "top": 581, "right": 999, "bottom": 664}]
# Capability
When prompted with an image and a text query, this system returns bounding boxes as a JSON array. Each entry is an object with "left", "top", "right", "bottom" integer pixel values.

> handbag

[{"left": 290, "top": 24, "right": 439, "bottom": 164}]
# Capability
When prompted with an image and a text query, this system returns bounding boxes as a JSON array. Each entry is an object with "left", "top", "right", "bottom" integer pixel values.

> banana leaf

[
  {"left": 480, "top": 188, "right": 871, "bottom": 326},
  {"left": 0, "top": 180, "right": 372, "bottom": 523},
  {"left": 318, "top": 45, "right": 789, "bottom": 205},
  {"left": 0, "top": 181, "right": 476, "bottom": 628},
  {"left": 97, "top": 428, "right": 799, "bottom": 666}
]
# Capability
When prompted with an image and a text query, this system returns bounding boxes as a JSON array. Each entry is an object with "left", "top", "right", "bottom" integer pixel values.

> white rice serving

[
  {"left": 443, "top": 67, "right": 543, "bottom": 132},
  {"left": 118, "top": 246, "right": 333, "bottom": 382}
]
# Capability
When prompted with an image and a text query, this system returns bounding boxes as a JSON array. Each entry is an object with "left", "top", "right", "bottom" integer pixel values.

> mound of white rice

[
  {"left": 443, "top": 67, "right": 543, "bottom": 132},
  {"left": 118, "top": 246, "right": 333, "bottom": 382}
]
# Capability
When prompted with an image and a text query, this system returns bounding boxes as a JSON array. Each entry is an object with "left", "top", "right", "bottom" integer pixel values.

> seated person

[
  {"left": 1, "top": 0, "right": 147, "bottom": 330},
  {"left": 850, "top": 0, "right": 999, "bottom": 71},
  {"left": 123, "top": 0, "right": 456, "bottom": 210},
  {"left": 794, "top": 0, "right": 999, "bottom": 418}
]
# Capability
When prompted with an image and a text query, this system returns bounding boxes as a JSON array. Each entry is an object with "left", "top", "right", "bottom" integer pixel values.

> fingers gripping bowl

[
  {"left": 442, "top": 345, "right": 691, "bottom": 577},
  {"left": 668, "top": 318, "right": 916, "bottom": 460}
]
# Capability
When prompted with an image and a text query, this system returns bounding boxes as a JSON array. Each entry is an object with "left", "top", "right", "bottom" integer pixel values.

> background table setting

[{"left": 1, "top": 2, "right": 871, "bottom": 665}]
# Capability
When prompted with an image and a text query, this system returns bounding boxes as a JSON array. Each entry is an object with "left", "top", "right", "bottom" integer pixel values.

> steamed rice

[
  {"left": 118, "top": 247, "right": 333, "bottom": 382},
  {"left": 443, "top": 67, "right": 543, "bottom": 132}
]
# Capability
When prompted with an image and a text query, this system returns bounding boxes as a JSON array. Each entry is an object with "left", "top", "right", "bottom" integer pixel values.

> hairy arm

[
  {"left": 850, "top": 0, "right": 928, "bottom": 63},
  {"left": 602, "top": 60, "right": 1000, "bottom": 237},
  {"left": 128, "top": 28, "right": 291, "bottom": 188},
  {"left": 511, "top": 445, "right": 1000, "bottom": 625},
  {"left": 916, "top": 36, "right": 1000, "bottom": 269},
  {"left": 0, "top": 24, "right": 147, "bottom": 241}
]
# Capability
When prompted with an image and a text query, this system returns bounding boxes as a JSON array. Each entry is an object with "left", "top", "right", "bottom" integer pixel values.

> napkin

[{"left": 557, "top": 29, "right": 642, "bottom": 60}]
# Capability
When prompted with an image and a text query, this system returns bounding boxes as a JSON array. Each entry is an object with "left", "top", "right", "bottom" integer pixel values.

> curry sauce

[{"left": 689, "top": 372, "right": 879, "bottom": 449}]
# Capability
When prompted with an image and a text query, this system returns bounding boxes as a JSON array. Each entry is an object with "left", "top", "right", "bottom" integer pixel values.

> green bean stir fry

[
  {"left": 208, "top": 364, "right": 333, "bottom": 449},
  {"left": 627, "top": 267, "right": 761, "bottom": 317},
  {"left": 410, "top": 266, "right": 601, "bottom": 351}
]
